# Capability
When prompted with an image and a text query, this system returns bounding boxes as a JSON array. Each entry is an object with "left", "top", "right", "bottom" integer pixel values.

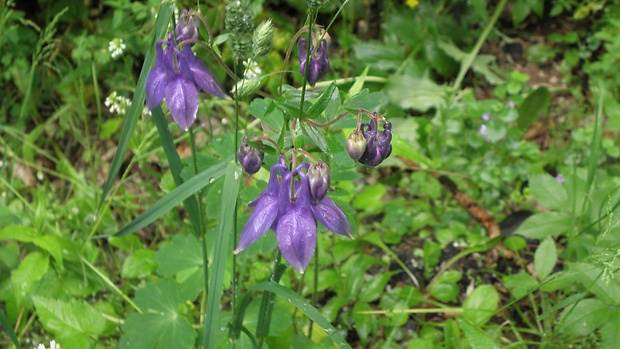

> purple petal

[
  {"left": 311, "top": 196, "right": 352, "bottom": 238},
  {"left": 180, "top": 48, "right": 226, "bottom": 99},
  {"left": 276, "top": 203, "right": 317, "bottom": 273},
  {"left": 234, "top": 194, "right": 279, "bottom": 254},
  {"left": 298, "top": 38, "right": 311, "bottom": 77},
  {"left": 145, "top": 43, "right": 170, "bottom": 110},
  {"left": 165, "top": 74, "right": 198, "bottom": 131},
  {"left": 308, "top": 39, "right": 330, "bottom": 85}
]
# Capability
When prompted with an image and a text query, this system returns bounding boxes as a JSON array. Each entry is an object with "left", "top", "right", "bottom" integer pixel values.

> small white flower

[
  {"left": 243, "top": 59, "right": 261, "bottom": 79},
  {"left": 34, "top": 340, "right": 61, "bottom": 349},
  {"left": 108, "top": 38, "right": 126, "bottom": 58},
  {"left": 105, "top": 91, "right": 132, "bottom": 115},
  {"left": 36, "top": 171, "right": 44, "bottom": 181}
]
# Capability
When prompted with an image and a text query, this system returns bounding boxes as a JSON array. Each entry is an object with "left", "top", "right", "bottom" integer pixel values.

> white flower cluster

[
  {"left": 108, "top": 38, "right": 126, "bottom": 58},
  {"left": 35, "top": 340, "right": 61, "bottom": 349},
  {"left": 104, "top": 91, "right": 132, "bottom": 115},
  {"left": 243, "top": 59, "right": 261, "bottom": 79}
]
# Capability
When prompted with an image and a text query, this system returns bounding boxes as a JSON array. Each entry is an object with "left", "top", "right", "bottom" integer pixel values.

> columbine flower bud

[
  {"left": 346, "top": 130, "right": 367, "bottom": 161},
  {"left": 298, "top": 36, "right": 330, "bottom": 86},
  {"left": 237, "top": 135, "right": 264, "bottom": 174},
  {"left": 358, "top": 120, "right": 393, "bottom": 167},
  {"left": 307, "top": 160, "right": 330, "bottom": 203},
  {"left": 176, "top": 9, "right": 200, "bottom": 42},
  {"left": 253, "top": 19, "right": 274, "bottom": 57}
]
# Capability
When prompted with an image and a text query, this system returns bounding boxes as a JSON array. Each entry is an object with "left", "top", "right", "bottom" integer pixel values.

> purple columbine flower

[
  {"left": 176, "top": 10, "right": 200, "bottom": 42},
  {"left": 234, "top": 157, "right": 352, "bottom": 273},
  {"left": 145, "top": 28, "right": 226, "bottom": 131},
  {"left": 358, "top": 118, "right": 392, "bottom": 167},
  {"left": 237, "top": 135, "right": 264, "bottom": 174},
  {"left": 307, "top": 160, "right": 330, "bottom": 203},
  {"left": 298, "top": 38, "right": 330, "bottom": 86}
]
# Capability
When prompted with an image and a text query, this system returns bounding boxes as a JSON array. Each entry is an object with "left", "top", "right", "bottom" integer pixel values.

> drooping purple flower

[
  {"left": 298, "top": 38, "right": 330, "bottom": 86},
  {"left": 176, "top": 10, "right": 200, "bottom": 42},
  {"left": 233, "top": 158, "right": 287, "bottom": 254},
  {"left": 237, "top": 135, "right": 264, "bottom": 174},
  {"left": 358, "top": 119, "right": 392, "bottom": 167},
  {"left": 234, "top": 157, "right": 352, "bottom": 273},
  {"left": 145, "top": 22, "right": 226, "bottom": 131}
]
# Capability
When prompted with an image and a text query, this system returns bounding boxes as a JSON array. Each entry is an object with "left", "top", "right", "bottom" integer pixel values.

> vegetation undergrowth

[{"left": 1, "top": 0, "right": 620, "bottom": 348}]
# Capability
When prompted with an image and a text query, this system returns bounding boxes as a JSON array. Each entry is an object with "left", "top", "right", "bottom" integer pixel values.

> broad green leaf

[
  {"left": 112, "top": 156, "right": 231, "bottom": 238},
  {"left": 0, "top": 207, "right": 20, "bottom": 227},
  {"left": 503, "top": 273, "right": 538, "bottom": 300},
  {"left": 241, "top": 298, "right": 291, "bottom": 336},
  {"left": 570, "top": 262, "right": 620, "bottom": 305},
  {"left": 457, "top": 318, "right": 500, "bottom": 349},
  {"left": 353, "top": 302, "right": 376, "bottom": 345},
  {"left": 529, "top": 172, "right": 568, "bottom": 211},
  {"left": 120, "top": 280, "right": 195, "bottom": 349},
  {"left": 121, "top": 250, "right": 157, "bottom": 279},
  {"left": 601, "top": 309, "right": 620, "bottom": 349},
  {"left": 391, "top": 135, "right": 432, "bottom": 168},
  {"left": 512, "top": 0, "right": 531, "bottom": 26},
  {"left": 0, "top": 226, "right": 62, "bottom": 265},
  {"left": 556, "top": 298, "right": 611, "bottom": 340},
  {"left": 463, "top": 285, "right": 499, "bottom": 325},
  {"left": 504, "top": 236, "right": 526, "bottom": 252},
  {"left": 155, "top": 234, "right": 202, "bottom": 277},
  {"left": 12, "top": 251, "right": 49, "bottom": 307},
  {"left": 204, "top": 162, "right": 241, "bottom": 349},
  {"left": 97, "top": 2, "right": 173, "bottom": 214},
  {"left": 352, "top": 183, "right": 386, "bottom": 214},
  {"left": 517, "top": 87, "right": 551, "bottom": 128},
  {"left": 307, "top": 82, "right": 337, "bottom": 119},
  {"left": 429, "top": 270, "right": 462, "bottom": 303},
  {"left": 534, "top": 237, "right": 557, "bottom": 280},
  {"left": 247, "top": 98, "right": 283, "bottom": 131},
  {"left": 250, "top": 281, "right": 352, "bottom": 348},
  {"left": 515, "top": 212, "right": 572, "bottom": 239},
  {"left": 358, "top": 271, "right": 399, "bottom": 303},
  {"left": 387, "top": 75, "right": 447, "bottom": 112},
  {"left": 342, "top": 89, "right": 383, "bottom": 112},
  {"left": 33, "top": 296, "right": 112, "bottom": 349}
]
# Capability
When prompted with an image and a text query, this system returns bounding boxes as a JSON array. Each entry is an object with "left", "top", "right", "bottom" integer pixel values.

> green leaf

[
  {"left": 342, "top": 89, "right": 383, "bottom": 112},
  {"left": 534, "top": 237, "right": 557, "bottom": 280},
  {"left": 111, "top": 156, "right": 231, "bottom": 238},
  {"left": 301, "top": 122, "right": 330, "bottom": 156},
  {"left": 528, "top": 172, "right": 568, "bottom": 211},
  {"left": 512, "top": 0, "right": 531, "bottom": 26},
  {"left": 504, "top": 236, "right": 526, "bottom": 252},
  {"left": 429, "top": 270, "right": 462, "bottom": 303},
  {"left": 307, "top": 82, "right": 337, "bottom": 119},
  {"left": 12, "top": 251, "right": 49, "bottom": 307},
  {"left": 517, "top": 87, "right": 551, "bottom": 128},
  {"left": 537, "top": 293, "right": 585, "bottom": 321},
  {"left": 204, "top": 162, "right": 241, "bottom": 349},
  {"left": 556, "top": 298, "right": 611, "bottom": 340},
  {"left": 352, "top": 302, "right": 376, "bottom": 345},
  {"left": 358, "top": 271, "right": 399, "bottom": 303},
  {"left": 503, "top": 273, "right": 538, "bottom": 300},
  {"left": 387, "top": 75, "right": 447, "bottom": 112},
  {"left": 250, "top": 281, "right": 352, "bottom": 348},
  {"left": 121, "top": 250, "right": 157, "bottom": 279},
  {"left": 247, "top": 98, "right": 283, "bottom": 131},
  {"left": 0, "top": 226, "right": 62, "bottom": 266},
  {"left": 601, "top": 309, "right": 620, "bottom": 349},
  {"left": 570, "top": 262, "right": 620, "bottom": 306},
  {"left": 352, "top": 183, "right": 386, "bottom": 214},
  {"left": 97, "top": 2, "right": 173, "bottom": 214},
  {"left": 33, "top": 296, "right": 112, "bottom": 349},
  {"left": 0, "top": 207, "right": 20, "bottom": 227},
  {"left": 120, "top": 280, "right": 196, "bottom": 349},
  {"left": 151, "top": 106, "right": 203, "bottom": 237},
  {"left": 515, "top": 212, "right": 572, "bottom": 239},
  {"left": 0, "top": 309, "right": 21, "bottom": 349},
  {"left": 463, "top": 285, "right": 499, "bottom": 325},
  {"left": 457, "top": 318, "right": 500, "bottom": 349},
  {"left": 347, "top": 66, "right": 369, "bottom": 99},
  {"left": 155, "top": 234, "right": 202, "bottom": 277}
]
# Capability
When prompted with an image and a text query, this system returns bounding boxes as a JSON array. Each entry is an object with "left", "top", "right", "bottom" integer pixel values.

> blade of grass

[
  {"left": 151, "top": 106, "right": 203, "bottom": 236},
  {"left": 204, "top": 162, "right": 241, "bottom": 349},
  {"left": 0, "top": 309, "right": 21, "bottom": 349},
  {"left": 79, "top": 256, "right": 141, "bottom": 313},
  {"left": 96, "top": 2, "right": 173, "bottom": 215},
  {"left": 250, "top": 280, "right": 352, "bottom": 348},
  {"left": 106, "top": 155, "right": 230, "bottom": 238}
]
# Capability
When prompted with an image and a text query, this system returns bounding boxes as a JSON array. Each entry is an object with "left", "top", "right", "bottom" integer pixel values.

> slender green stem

[
  {"left": 256, "top": 252, "right": 283, "bottom": 349},
  {"left": 451, "top": 0, "right": 507, "bottom": 95},
  {"left": 231, "top": 57, "right": 241, "bottom": 348},
  {"left": 308, "top": 243, "right": 319, "bottom": 337}
]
